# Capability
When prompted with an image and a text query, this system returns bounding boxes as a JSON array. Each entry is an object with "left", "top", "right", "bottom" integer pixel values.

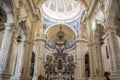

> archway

[{"left": 45, "top": 24, "right": 76, "bottom": 49}]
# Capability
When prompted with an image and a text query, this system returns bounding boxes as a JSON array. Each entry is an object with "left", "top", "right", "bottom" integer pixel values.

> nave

[{"left": 0, "top": 0, "right": 120, "bottom": 80}]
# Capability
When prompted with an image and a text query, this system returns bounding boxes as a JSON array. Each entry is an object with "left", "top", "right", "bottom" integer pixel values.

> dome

[{"left": 41, "top": 0, "right": 81, "bottom": 21}]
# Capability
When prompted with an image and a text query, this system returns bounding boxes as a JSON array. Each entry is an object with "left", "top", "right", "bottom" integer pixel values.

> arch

[
  {"left": 44, "top": 24, "right": 76, "bottom": 49},
  {"left": 44, "top": 23, "right": 77, "bottom": 36}
]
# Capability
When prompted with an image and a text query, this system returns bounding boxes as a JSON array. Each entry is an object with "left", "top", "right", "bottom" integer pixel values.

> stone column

[
  {"left": 94, "top": 32, "right": 105, "bottom": 80},
  {"left": 12, "top": 40, "right": 32, "bottom": 80},
  {"left": 88, "top": 43, "right": 97, "bottom": 80},
  {"left": 86, "top": 19, "right": 98, "bottom": 80},
  {"left": 0, "top": 23, "right": 14, "bottom": 80},
  {"left": 105, "top": 27, "right": 120, "bottom": 80},
  {"left": 75, "top": 36, "right": 85, "bottom": 80},
  {"left": 33, "top": 35, "right": 45, "bottom": 80},
  {"left": 21, "top": 41, "right": 33, "bottom": 80}
]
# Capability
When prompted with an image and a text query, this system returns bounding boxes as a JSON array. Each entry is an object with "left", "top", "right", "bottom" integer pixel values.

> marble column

[
  {"left": 105, "top": 27, "right": 120, "bottom": 80},
  {"left": 75, "top": 36, "right": 85, "bottom": 80},
  {"left": 12, "top": 40, "right": 32, "bottom": 80},
  {"left": 0, "top": 23, "right": 15, "bottom": 80},
  {"left": 94, "top": 32, "right": 105, "bottom": 80},
  {"left": 33, "top": 35, "right": 45, "bottom": 80}
]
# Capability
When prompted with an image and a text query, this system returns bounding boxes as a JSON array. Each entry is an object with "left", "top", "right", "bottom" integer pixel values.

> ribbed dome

[{"left": 41, "top": 0, "right": 81, "bottom": 21}]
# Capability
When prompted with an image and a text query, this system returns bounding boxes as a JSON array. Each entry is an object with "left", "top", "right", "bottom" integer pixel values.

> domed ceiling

[{"left": 41, "top": 0, "right": 81, "bottom": 21}]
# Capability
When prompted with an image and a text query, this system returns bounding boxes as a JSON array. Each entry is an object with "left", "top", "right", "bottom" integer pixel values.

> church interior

[{"left": 0, "top": 0, "right": 120, "bottom": 80}]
